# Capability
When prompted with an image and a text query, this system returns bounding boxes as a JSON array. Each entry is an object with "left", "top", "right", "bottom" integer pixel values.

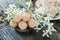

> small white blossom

[
  {"left": 5, "top": 4, "right": 22, "bottom": 21},
  {"left": 34, "top": 7, "right": 46, "bottom": 15}
]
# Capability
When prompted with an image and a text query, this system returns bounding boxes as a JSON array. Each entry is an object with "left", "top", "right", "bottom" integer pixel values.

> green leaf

[
  {"left": 10, "top": 19, "right": 16, "bottom": 24},
  {"left": 11, "top": 13, "right": 16, "bottom": 16}
]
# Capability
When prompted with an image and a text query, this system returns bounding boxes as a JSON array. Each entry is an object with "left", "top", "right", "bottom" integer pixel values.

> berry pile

[{"left": 10, "top": 10, "right": 36, "bottom": 30}]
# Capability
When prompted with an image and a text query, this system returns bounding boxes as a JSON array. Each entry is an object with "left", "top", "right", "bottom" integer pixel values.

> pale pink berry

[
  {"left": 47, "top": 0, "right": 57, "bottom": 6},
  {"left": 10, "top": 20, "right": 17, "bottom": 28},
  {"left": 47, "top": 7, "right": 58, "bottom": 15},
  {"left": 28, "top": 19, "right": 36, "bottom": 28},
  {"left": 13, "top": 14, "right": 22, "bottom": 22},
  {"left": 22, "top": 13, "right": 30, "bottom": 22},
  {"left": 18, "top": 21, "right": 27, "bottom": 30}
]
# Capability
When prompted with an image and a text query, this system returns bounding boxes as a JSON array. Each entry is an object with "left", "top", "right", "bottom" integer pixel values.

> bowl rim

[{"left": 15, "top": 28, "right": 34, "bottom": 32}]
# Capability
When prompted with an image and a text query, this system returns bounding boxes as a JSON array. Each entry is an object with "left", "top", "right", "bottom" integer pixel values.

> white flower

[
  {"left": 25, "top": 0, "right": 32, "bottom": 9},
  {"left": 5, "top": 4, "right": 22, "bottom": 21},
  {"left": 35, "top": 0, "right": 42, "bottom": 7},
  {"left": 35, "top": 0, "right": 47, "bottom": 7},
  {"left": 42, "top": 22, "right": 56, "bottom": 37},
  {"left": 34, "top": 6, "right": 46, "bottom": 15}
]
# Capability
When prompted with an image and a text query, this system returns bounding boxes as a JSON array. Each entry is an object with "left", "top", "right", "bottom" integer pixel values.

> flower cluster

[
  {"left": 32, "top": 0, "right": 60, "bottom": 37},
  {"left": 5, "top": 0, "right": 60, "bottom": 37}
]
